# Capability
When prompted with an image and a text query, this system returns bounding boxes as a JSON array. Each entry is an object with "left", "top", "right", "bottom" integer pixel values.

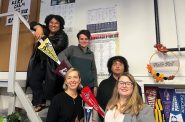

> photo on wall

[{"left": 51, "top": 0, "right": 75, "bottom": 6}]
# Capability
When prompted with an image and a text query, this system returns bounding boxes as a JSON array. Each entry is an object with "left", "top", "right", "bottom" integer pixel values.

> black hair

[
  {"left": 107, "top": 56, "right": 129, "bottom": 74},
  {"left": 44, "top": 14, "right": 65, "bottom": 30},
  {"left": 77, "top": 30, "right": 91, "bottom": 40}
]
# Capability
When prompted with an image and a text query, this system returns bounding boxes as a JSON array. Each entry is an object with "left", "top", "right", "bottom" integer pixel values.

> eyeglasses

[{"left": 118, "top": 81, "right": 133, "bottom": 87}]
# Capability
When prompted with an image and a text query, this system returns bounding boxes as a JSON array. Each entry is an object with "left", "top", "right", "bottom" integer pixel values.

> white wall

[
  {"left": 0, "top": 0, "right": 185, "bottom": 116},
  {"left": 38, "top": 0, "right": 185, "bottom": 86}
]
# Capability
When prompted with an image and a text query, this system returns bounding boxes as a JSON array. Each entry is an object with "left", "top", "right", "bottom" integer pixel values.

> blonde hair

[
  {"left": 63, "top": 68, "right": 82, "bottom": 90},
  {"left": 106, "top": 72, "right": 144, "bottom": 115}
]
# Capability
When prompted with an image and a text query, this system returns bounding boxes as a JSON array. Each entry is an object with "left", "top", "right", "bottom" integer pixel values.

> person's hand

[
  {"left": 92, "top": 119, "right": 96, "bottom": 122},
  {"left": 33, "top": 25, "right": 44, "bottom": 41},
  {"left": 93, "top": 87, "right": 97, "bottom": 97}
]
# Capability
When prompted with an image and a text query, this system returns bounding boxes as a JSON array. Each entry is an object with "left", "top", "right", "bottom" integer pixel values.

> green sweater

[{"left": 58, "top": 45, "right": 97, "bottom": 88}]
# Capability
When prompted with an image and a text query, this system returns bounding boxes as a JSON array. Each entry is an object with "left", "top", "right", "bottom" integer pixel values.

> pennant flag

[
  {"left": 55, "top": 60, "right": 71, "bottom": 77},
  {"left": 169, "top": 91, "right": 183, "bottom": 122},
  {"left": 81, "top": 86, "right": 105, "bottom": 118},
  {"left": 144, "top": 86, "right": 158, "bottom": 109},
  {"left": 38, "top": 38, "right": 60, "bottom": 64},
  {"left": 159, "top": 88, "right": 174, "bottom": 122},
  {"left": 155, "top": 99, "right": 165, "bottom": 122},
  {"left": 175, "top": 89, "right": 185, "bottom": 122},
  {"left": 84, "top": 106, "right": 93, "bottom": 122}
]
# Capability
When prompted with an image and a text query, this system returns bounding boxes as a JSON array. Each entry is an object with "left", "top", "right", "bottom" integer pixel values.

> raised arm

[{"left": 30, "top": 21, "right": 45, "bottom": 41}]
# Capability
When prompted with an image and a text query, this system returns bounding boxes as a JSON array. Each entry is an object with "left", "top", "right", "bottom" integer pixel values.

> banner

[
  {"left": 155, "top": 99, "right": 165, "bottom": 122},
  {"left": 169, "top": 91, "right": 183, "bottom": 122},
  {"left": 84, "top": 106, "right": 93, "bottom": 122},
  {"left": 81, "top": 86, "right": 105, "bottom": 118},
  {"left": 144, "top": 86, "right": 158, "bottom": 109},
  {"left": 175, "top": 89, "right": 185, "bottom": 121},
  {"left": 54, "top": 60, "right": 71, "bottom": 77},
  {"left": 38, "top": 38, "right": 60, "bottom": 64},
  {"left": 159, "top": 88, "right": 174, "bottom": 122}
]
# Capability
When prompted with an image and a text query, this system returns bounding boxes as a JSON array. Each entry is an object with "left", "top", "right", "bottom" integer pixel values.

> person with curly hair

[
  {"left": 96, "top": 56, "right": 142, "bottom": 121},
  {"left": 26, "top": 14, "right": 68, "bottom": 112}
]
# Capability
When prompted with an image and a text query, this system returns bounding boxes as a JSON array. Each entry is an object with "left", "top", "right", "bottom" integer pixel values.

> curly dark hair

[
  {"left": 107, "top": 56, "right": 129, "bottom": 74},
  {"left": 77, "top": 30, "right": 91, "bottom": 40},
  {"left": 44, "top": 14, "right": 65, "bottom": 30}
]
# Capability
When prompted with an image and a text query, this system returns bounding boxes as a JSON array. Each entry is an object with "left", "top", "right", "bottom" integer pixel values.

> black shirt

[
  {"left": 96, "top": 75, "right": 117, "bottom": 111},
  {"left": 46, "top": 92, "right": 84, "bottom": 122}
]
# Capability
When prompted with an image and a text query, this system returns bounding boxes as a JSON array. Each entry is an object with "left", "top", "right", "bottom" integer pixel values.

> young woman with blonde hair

[
  {"left": 46, "top": 68, "right": 84, "bottom": 122},
  {"left": 105, "top": 72, "right": 155, "bottom": 122}
]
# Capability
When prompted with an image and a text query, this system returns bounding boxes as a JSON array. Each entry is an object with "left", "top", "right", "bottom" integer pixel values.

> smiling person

[
  {"left": 46, "top": 68, "right": 84, "bottom": 122},
  {"left": 96, "top": 56, "right": 142, "bottom": 121},
  {"left": 58, "top": 29, "right": 97, "bottom": 95},
  {"left": 104, "top": 73, "right": 155, "bottom": 122},
  {"left": 26, "top": 14, "right": 68, "bottom": 112}
]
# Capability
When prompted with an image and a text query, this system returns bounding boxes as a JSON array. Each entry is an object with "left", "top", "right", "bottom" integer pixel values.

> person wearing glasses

[
  {"left": 104, "top": 73, "right": 155, "bottom": 122},
  {"left": 96, "top": 56, "right": 142, "bottom": 121}
]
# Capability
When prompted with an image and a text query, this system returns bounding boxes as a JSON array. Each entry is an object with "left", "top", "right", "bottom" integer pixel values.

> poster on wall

[
  {"left": 6, "top": 0, "right": 31, "bottom": 25},
  {"left": 42, "top": 1, "right": 75, "bottom": 34},
  {"left": 90, "top": 32, "right": 119, "bottom": 84},
  {"left": 51, "top": 0, "right": 75, "bottom": 6},
  {"left": 87, "top": 6, "right": 117, "bottom": 33}
]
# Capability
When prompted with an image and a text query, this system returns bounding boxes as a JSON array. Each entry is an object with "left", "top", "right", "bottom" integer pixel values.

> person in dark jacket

[
  {"left": 26, "top": 14, "right": 68, "bottom": 112},
  {"left": 58, "top": 30, "right": 97, "bottom": 96},
  {"left": 96, "top": 56, "right": 142, "bottom": 121},
  {"left": 46, "top": 68, "right": 84, "bottom": 122}
]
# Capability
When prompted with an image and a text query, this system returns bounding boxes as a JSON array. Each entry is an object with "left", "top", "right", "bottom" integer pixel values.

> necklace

[
  {"left": 65, "top": 91, "right": 77, "bottom": 104},
  {"left": 73, "top": 98, "right": 75, "bottom": 104}
]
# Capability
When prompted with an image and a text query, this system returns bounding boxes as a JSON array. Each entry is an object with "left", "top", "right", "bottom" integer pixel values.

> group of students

[{"left": 26, "top": 14, "right": 155, "bottom": 122}]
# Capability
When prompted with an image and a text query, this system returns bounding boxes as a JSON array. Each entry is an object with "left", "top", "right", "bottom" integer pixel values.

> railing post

[
  {"left": 8, "top": 11, "right": 20, "bottom": 114},
  {"left": 1, "top": 12, "right": 42, "bottom": 121},
  {"left": 15, "top": 82, "right": 42, "bottom": 122}
]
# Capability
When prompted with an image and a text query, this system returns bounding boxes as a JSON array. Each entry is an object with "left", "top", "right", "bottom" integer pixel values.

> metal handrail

[{"left": 0, "top": 11, "right": 42, "bottom": 122}]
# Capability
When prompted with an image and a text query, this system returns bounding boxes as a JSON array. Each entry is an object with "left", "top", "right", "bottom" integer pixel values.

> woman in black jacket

[{"left": 26, "top": 14, "right": 68, "bottom": 112}]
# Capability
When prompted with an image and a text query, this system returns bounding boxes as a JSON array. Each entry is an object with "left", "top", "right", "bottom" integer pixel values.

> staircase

[
  {"left": 0, "top": 12, "right": 46, "bottom": 122},
  {"left": 0, "top": 77, "right": 49, "bottom": 122}
]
